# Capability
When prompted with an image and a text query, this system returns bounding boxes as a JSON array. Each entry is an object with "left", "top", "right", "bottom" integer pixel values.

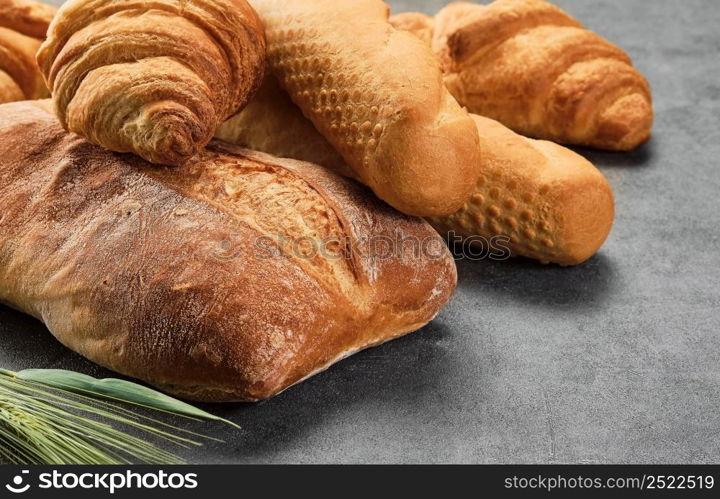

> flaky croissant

[
  {"left": 0, "top": 0, "right": 54, "bottom": 103},
  {"left": 37, "top": 0, "right": 266, "bottom": 166},
  {"left": 393, "top": 0, "right": 653, "bottom": 151},
  {"left": 217, "top": 76, "right": 614, "bottom": 266}
]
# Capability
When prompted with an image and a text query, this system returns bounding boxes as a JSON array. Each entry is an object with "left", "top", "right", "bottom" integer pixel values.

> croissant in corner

[
  {"left": 0, "top": 0, "right": 55, "bottom": 103},
  {"left": 400, "top": 0, "right": 654, "bottom": 151},
  {"left": 37, "top": 0, "right": 266, "bottom": 166}
]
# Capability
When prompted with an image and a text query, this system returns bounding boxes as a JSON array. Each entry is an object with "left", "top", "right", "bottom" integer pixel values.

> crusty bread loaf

[
  {"left": 0, "top": 0, "right": 55, "bottom": 103},
  {"left": 218, "top": 76, "right": 614, "bottom": 265},
  {"left": 429, "top": 115, "right": 614, "bottom": 266},
  {"left": 216, "top": 75, "right": 353, "bottom": 179},
  {"left": 249, "top": 0, "right": 481, "bottom": 217},
  {"left": 0, "top": 100, "right": 457, "bottom": 402},
  {"left": 421, "top": 0, "right": 653, "bottom": 151},
  {"left": 37, "top": 0, "right": 266, "bottom": 166}
]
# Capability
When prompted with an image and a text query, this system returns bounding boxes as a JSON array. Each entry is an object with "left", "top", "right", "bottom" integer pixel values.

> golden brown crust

[
  {"left": 0, "top": 0, "right": 55, "bottom": 38},
  {"left": 216, "top": 75, "right": 354, "bottom": 179},
  {"left": 249, "top": 0, "right": 481, "bottom": 217},
  {"left": 389, "top": 12, "right": 435, "bottom": 46},
  {"left": 37, "top": 0, "right": 266, "bottom": 166},
  {"left": 0, "top": 100, "right": 457, "bottom": 402},
  {"left": 428, "top": 0, "right": 653, "bottom": 151},
  {"left": 428, "top": 115, "right": 614, "bottom": 266},
  {"left": 0, "top": 0, "right": 53, "bottom": 103},
  {"left": 219, "top": 81, "right": 614, "bottom": 265}
]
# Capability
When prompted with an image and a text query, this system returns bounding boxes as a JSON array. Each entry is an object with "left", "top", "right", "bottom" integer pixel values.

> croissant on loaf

[
  {"left": 218, "top": 75, "right": 615, "bottom": 266},
  {"left": 0, "top": 0, "right": 55, "bottom": 103},
  {"left": 37, "top": 0, "right": 266, "bottom": 166},
  {"left": 394, "top": 0, "right": 653, "bottom": 151},
  {"left": 0, "top": 100, "right": 457, "bottom": 402},
  {"left": 248, "top": 0, "right": 481, "bottom": 218}
]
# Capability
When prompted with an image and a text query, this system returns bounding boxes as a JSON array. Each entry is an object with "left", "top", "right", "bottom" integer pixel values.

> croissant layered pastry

[
  {"left": 392, "top": 0, "right": 654, "bottom": 151},
  {"left": 218, "top": 76, "right": 614, "bottom": 266},
  {"left": 0, "top": 0, "right": 54, "bottom": 103},
  {"left": 248, "top": 0, "right": 481, "bottom": 218},
  {"left": 37, "top": 0, "right": 266, "bottom": 166}
]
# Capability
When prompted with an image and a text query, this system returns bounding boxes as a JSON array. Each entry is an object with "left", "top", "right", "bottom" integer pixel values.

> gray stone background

[{"left": 2, "top": 0, "right": 717, "bottom": 463}]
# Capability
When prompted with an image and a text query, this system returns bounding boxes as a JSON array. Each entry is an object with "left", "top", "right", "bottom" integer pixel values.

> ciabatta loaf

[{"left": 0, "top": 100, "right": 457, "bottom": 402}]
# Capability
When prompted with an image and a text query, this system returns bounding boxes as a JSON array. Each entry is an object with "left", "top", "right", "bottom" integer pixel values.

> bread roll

[
  {"left": 218, "top": 76, "right": 614, "bottom": 265},
  {"left": 424, "top": 0, "right": 653, "bottom": 151},
  {"left": 0, "top": 100, "right": 457, "bottom": 402},
  {"left": 0, "top": 0, "right": 55, "bottom": 103},
  {"left": 37, "top": 0, "right": 266, "bottom": 166},
  {"left": 429, "top": 115, "right": 614, "bottom": 266},
  {"left": 249, "top": 0, "right": 481, "bottom": 217}
]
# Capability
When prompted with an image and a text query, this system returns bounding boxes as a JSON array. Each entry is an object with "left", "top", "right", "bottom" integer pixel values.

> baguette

[
  {"left": 218, "top": 76, "right": 614, "bottom": 265},
  {"left": 37, "top": 0, "right": 266, "bottom": 166},
  {"left": 0, "top": 0, "right": 55, "bottom": 103},
  {"left": 417, "top": 0, "right": 653, "bottom": 151},
  {"left": 430, "top": 115, "right": 614, "bottom": 266},
  {"left": 0, "top": 100, "right": 457, "bottom": 402},
  {"left": 249, "top": 0, "right": 481, "bottom": 217}
]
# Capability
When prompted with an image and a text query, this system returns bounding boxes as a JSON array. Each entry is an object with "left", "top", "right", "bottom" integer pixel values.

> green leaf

[
  {"left": 0, "top": 370, "right": 195, "bottom": 465},
  {"left": 14, "top": 369, "right": 239, "bottom": 429}
]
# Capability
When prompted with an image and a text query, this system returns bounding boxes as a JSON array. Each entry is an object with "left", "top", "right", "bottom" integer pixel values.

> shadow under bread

[
  {"left": 572, "top": 138, "right": 656, "bottom": 169},
  {"left": 196, "top": 320, "right": 460, "bottom": 463},
  {"left": 451, "top": 249, "right": 617, "bottom": 311}
]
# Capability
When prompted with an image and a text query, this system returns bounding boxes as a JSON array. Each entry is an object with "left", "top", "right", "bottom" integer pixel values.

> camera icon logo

[{"left": 5, "top": 470, "right": 30, "bottom": 494}]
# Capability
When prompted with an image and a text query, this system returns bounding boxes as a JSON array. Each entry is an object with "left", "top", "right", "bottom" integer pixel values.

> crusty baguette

[
  {"left": 37, "top": 0, "right": 266, "bottom": 166},
  {"left": 218, "top": 76, "right": 614, "bottom": 265},
  {"left": 430, "top": 115, "right": 614, "bottom": 266},
  {"left": 249, "top": 0, "right": 481, "bottom": 217},
  {"left": 0, "top": 100, "right": 457, "bottom": 402},
  {"left": 394, "top": 0, "right": 653, "bottom": 151},
  {"left": 0, "top": 0, "right": 55, "bottom": 103}
]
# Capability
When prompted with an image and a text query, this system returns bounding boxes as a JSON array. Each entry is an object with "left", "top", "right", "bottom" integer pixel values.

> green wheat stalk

[{"left": 0, "top": 369, "right": 237, "bottom": 465}]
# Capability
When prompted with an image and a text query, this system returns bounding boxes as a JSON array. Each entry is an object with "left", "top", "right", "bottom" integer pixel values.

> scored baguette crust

[
  {"left": 37, "top": 0, "right": 266, "bottom": 166},
  {"left": 218, "top": 76, "right": 614, "bottom": 265},
  {"left": 249, "top": 0, "right": 481, "bottom": 217},
  {"left": 0, "top": 0, "right": 54, "bottom": 103},
  {"left": 400, "top": 0, "right": 653, "bottom": 151},
  {"left": 0, "top": 100, "right": 457, "bottom": 402}
]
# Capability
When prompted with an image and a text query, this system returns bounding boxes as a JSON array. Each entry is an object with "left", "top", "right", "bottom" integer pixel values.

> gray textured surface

[{"left": 2, "top": 0, "right": 718, "bottom": 464}]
